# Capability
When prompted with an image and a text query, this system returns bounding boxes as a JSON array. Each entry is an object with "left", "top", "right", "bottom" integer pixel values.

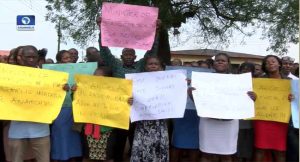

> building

[
  {"left": 0, "top": 50, "right": 9, "bottom": 56},
  {"left": 171, "top": 49, "right": 265, "bottom": 64},
  {"left": 171, "top": 49, "right": 265, "bottom": 73}
]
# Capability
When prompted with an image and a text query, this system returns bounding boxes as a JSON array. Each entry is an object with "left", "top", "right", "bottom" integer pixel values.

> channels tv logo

[{"left": 17, "top": 15, "right": 35, "bottom": 31}]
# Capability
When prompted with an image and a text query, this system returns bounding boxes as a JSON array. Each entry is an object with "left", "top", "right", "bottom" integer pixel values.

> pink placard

[{"left": 101, "top": 3, "right": 159, "bottom": 50}]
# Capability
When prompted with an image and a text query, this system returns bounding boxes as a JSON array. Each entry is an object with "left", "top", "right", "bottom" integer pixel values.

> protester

[
  {"left": 205, "top": 58, "right": 214, "bottom": 69},
  {"left": 235, "top": 62, "right": 256, "bottom": 162},
  {"left": 170, "top": 63, "right": 200, "bottom": 162},
  {"left": 98, "top": 16, "right": 160, "bottom": 161},
  {"left": 3, "top": 47, "right": 36, "bottom": 162},
  {"left": 198, "top": 60, "right": 210, "bottom": 68},
  {"left": 13, "top": 46, "right": 24, "bottom": 65},
  {"left": 295, "top": 67, "right": 299, "bottom": 77},
  {"left": 183, "top": 62, "right": 192, "bottom": 67},
  {"left": 171, "top": 59, "right": 182, "bottom": 66},
  {"left": 50, "top": 50, "right": 82, "bottom": 162},
  {"left": 37, "top": 48, "right": 48, "bottom": 68},
  {"left": 69, "top": 48, "right": 79, "bottom": 63},
  {"left": 292, "top": 62, "right": 299, "bottom": 75},
  {"left": 7, "top": 48, "right": 16, "bottom": 64},
  {"left": 253, "top": 55, "right": 293, "bottom": 162},
  {"left": 0, "top": 55, "right": 8, "bottom": 63},
  {"left": 281, "top": 56, "right": 298, "bottom": 79},
  {"left": 254, "top": 64, "right": 263, "bottom": 77},
  {"left": 130, "top": 56, "right": 169, "bottom": 162},
  {"left": 193, "top": 53, "right": 256, "bottom": 162},
  {"left": 281, "top": 56, "right": 299, "bottom": 162},
  {"left": 8, "top": 45, "right": 50, "bottom": 162},
  {"left": 45, "top": 58, "right": 54, "bottom": 64},
  {"left": 71, "top": 66, "right": 131, "bottom": 162},
  {"left": 85, "top": 47, "right": 105, "bottom": 67}
]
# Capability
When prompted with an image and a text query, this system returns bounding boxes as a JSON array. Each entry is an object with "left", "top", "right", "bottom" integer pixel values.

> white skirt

[{"left": 199, "top": 118, "right": 239, "bottom": 155}]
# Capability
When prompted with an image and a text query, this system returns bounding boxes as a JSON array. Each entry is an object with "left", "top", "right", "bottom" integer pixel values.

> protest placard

[
  {"left": 291, "top": 79, "right": 298, "bottom": 128},
  {"left": 73, "top": 74, "right": 132, "bottom": 130},
  {"left": 253, "top": 78, "right": 291, "bottom": 123},
  {"left": 126, "top": 70, "right": 187, "bottom": 122},
  {"left": 43, "top": 62, "right": 97, "bottom": 107},
  {"left": 192, "top": 72, "right": 254, "bottom": 119},
  {"left": 0, "top": 63, "right": 68, "bottom": 123},
  {"left": 101, "top": 2, "right": 158, "bottom": 50}
]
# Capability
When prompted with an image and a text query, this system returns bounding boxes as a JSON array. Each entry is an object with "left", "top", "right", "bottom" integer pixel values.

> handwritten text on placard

[
  {"left": 101, "top": 2, "right": 158, "bottom": 50},
  {"left": 126, "top": 70, "right": 187, "bottom": 122},
  {"left": 73, "top": 74, "right": 132, "bottom": 130},
  {"left": 0, "top": 63, "right": 68, "bottom": 123},
  {"left": 192, "top": 72, "right": 254, "bottom": 119},
  {"left": 253, "top": 78, "right": 291, "bottom": 123}
]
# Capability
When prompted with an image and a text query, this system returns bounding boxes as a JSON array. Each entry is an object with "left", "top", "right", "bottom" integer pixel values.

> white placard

[
  {"left": 126, "top": 70, "right": 187, "bottom": 122},
  {"left": 191, "top": 72, "right": 254, "bottom": 119}
]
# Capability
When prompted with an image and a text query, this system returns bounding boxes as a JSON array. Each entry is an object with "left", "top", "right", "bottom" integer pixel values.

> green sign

[{"left": 43, "top": 62, "right": 97, "bottom": 107}]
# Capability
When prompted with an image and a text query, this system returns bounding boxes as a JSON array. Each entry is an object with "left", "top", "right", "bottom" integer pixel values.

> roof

[
  {"left": 171, "top": 49, "right": 265, "bottom": 59},
  {"left": 0, "top": 50, "right": 9, "bottom": 56}
]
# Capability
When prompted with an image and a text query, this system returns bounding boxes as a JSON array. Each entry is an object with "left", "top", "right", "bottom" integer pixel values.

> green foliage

[{"left": 45, "top": 0, "right": 299, "bottom": 55}]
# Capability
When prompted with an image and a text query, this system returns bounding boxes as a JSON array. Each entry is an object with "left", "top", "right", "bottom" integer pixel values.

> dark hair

[
  {"left": 295, "top": 67, "right": 299, "bottom": 77},
  {"left": 7, "top": 48, "right": 16, "bottom": 64},
  {"left": 214, "top": 53, "right": 231, "bottom": 73},
  {"left": 205, "top": 58, "right": 214, "bottom": 68},
  {"left": 69, "top": 48, "right": 78, "bottom": 52},
  {"left": 56, "top": 50, "right": 69, "bottom": 62},
  {"left": 144, "top": 56, "right": 164, "bottom": 70},
  {"left": 38, "top": 48, "right": 47, "bottom": 58},
  {"left": 14, "top": 46, "right": 24, "bottom": 64},
  {"left": 261, "top": 55, "right": 282, "bottom": 74},
  {"left": 94, "top": 66, "right": 113, "bottom": 77},
  {"left": 86, "top": 47, "right": 98, "bottom": 52},
  {"left": 197, "top": 60, "right": 210, "bottom": 67},
  {"left": 22, "top": 45, "right": 38, "bottom": 55},
  {"left": 238, "top": 62, "right": 255, "bottom": 75},
  {"left": 122, "top": 48, "right": 136, "bottom": 55}
]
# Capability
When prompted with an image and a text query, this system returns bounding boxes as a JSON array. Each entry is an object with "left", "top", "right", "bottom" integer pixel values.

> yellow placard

[
  {"left": 0, "top": 63, "right": 68, "bottom": 123},
  {"left": 73, "top": 74, "right": 132, "bottom": 130},
  {"left": 252, "top": 78, "right": 291, "bottom": 123}
]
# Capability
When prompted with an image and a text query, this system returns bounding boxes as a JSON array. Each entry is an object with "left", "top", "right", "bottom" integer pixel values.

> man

[
  {"left": 69, "top": 48, "right": 79, "bottom": 63},
  {"left": 98, "top": 17, "right": 160, "bottom": 161},
  {"left": 98, "top": 20, "right": 161, "bottom": 77},
  {"left": 281, "top": 56, "right": 299, "bottom": 162},
  {"left": 85, "top": 47, "right": 105, "bottom": 67},
  {"left": 8, "top": 45, "right": 50, "bottom": 162},
  {"left": 281, "top": 56, "right": 298, "bottom": 79},
  {"left": 292, "top": 62, "right": 299, "bottom": 75},
  {"left": 254, "top": 64, "right": 263, "bottom": 77}
]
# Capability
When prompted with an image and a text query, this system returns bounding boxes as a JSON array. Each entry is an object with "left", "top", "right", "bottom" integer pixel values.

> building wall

[{"left": 171, "top": 54, "right": 263, "bottom": 65}]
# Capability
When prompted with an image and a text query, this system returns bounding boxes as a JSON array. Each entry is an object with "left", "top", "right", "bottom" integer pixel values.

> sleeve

[{"left": 98, "top": 32, "right": 122, "bottom": 68}]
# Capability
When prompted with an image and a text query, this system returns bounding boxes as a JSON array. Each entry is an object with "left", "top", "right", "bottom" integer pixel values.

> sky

[{"left": 0, "top": 0, "right": 298, "bottom": 62}]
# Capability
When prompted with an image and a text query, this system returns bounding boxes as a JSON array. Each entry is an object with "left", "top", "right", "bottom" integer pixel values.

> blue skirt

[
  {"left": 51, "top": 107, "right": 82, "bottom": 160},
  {"left": 172, "top": 109, "right": 199, "bottom": 149}
]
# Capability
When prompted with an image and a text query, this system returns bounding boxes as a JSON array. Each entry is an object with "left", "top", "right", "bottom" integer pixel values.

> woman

[
  {"left": 254, "top": 55, "right": 293, "bottom": 162},
  {"left": 194, "top": 53, "right": 256, "bottom": 162}
]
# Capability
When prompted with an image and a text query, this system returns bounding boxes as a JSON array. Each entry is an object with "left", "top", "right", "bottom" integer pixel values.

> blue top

[{"left": 8, "top": 121, "right": 50, "bottom": 139}]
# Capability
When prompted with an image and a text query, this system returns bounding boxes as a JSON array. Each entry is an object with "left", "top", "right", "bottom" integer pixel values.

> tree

[{"left": 45, "top": 0, "right": 299, "bottom": 65}]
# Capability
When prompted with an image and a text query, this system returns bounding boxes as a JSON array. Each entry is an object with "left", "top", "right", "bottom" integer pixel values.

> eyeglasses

[{"left": 282, "top": 56, "right": 295, "bottom": 62}]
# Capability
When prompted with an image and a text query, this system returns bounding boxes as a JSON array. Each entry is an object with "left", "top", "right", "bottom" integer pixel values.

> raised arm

[
  {"left": 98, "top": 32, "right": 122, "bottom": 68},
  {"left": 136, "top": 20, "right": 161, "bottom": 69}
]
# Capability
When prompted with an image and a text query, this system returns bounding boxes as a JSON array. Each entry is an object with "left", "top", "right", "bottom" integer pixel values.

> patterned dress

[
  {"left": 130, "top": 120, "right": 169, "bottom": 162},
  {"left": 83, "top": 125, "right": 115, "bottom": 160}
]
